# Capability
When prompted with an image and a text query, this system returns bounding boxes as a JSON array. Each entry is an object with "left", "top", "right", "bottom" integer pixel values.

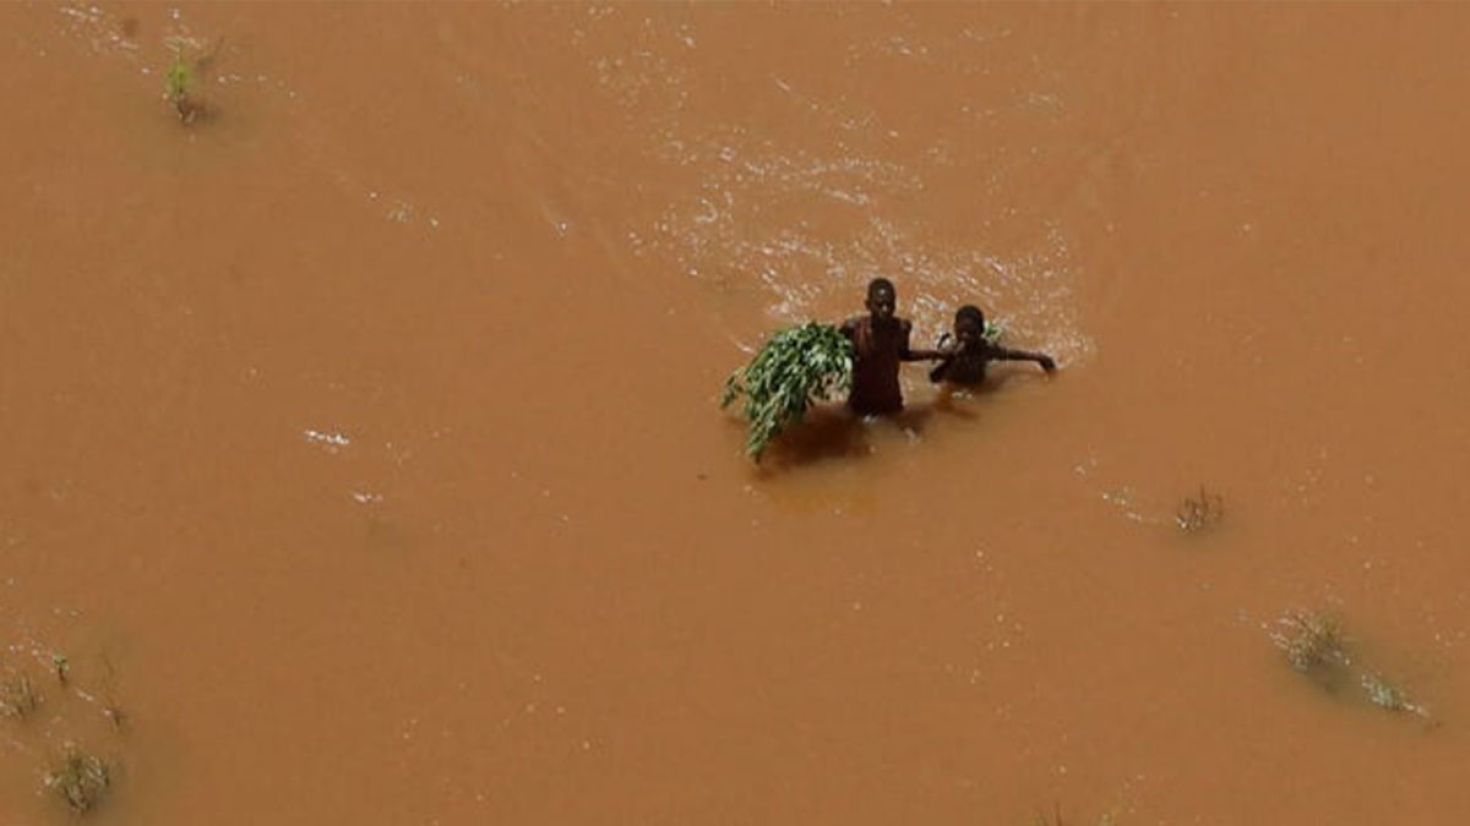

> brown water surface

[{"left": 3, "top": 3, "right": 1470, "bottom": 823}]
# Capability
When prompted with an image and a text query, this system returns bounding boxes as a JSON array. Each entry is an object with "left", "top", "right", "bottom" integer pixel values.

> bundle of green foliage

[{"left": 721, "top": 322, "right": 853, "bottom": 460}]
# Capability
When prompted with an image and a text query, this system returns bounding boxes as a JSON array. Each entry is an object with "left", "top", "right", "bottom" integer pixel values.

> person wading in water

[
  {"left": 928, "top": 304, "right": 1056, "bottom": 386},
  {"left": 839, "top": 278, "right": 939, "bottom": 415}
]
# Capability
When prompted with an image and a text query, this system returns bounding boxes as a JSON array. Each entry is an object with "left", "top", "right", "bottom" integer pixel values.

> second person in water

[
  {"left": 928, "top": 303, "right": 1055, "bottom": 385},
  {"left": 840, "top": 278, "right": 1055, "bottom": 416}
]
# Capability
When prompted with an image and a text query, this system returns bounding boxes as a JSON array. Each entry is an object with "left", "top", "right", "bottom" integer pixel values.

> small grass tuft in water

[
  {"left": 52, "top": 653, "right": 69, "bottom": 686},
  {"left": 1271, "top": 610, "right": 1348, "bottom": 674},
  {"left": 45, "top": 745, "right": 111, "bottom": 813},
  {"left": 163, "top": 40, "right": 202, "bottom": 123},
  {"left": 0, "top": 672, "right": 41, "bottom": 719},
  {"left": 102, "top": 703, "right": 126, "bottom": 730},
  {"left": 1175, "top": 485, "right": 1224, "bottom": 534}
]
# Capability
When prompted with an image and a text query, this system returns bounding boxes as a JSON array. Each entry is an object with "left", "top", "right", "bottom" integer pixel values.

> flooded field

[{"left": 4, "top": 2, "right": 1470, "bottom": 823}]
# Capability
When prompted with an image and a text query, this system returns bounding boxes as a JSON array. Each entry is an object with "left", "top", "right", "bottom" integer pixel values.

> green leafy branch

[{"left": 721, "top": 322, "right": 853, "bottom": 461}]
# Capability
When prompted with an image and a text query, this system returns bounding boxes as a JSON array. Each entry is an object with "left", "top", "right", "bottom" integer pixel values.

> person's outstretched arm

[
  {"left": 991, "top": 345, "right": 1056, "bottom": 372},
  {"left": 898, "top": 320, "right": 948, "bottom": 361}
]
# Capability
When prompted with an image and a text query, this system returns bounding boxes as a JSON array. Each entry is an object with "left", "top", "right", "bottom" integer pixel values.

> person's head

[
  {"left": 954, "top": 304, "right": 985, "bottom": 344},
  {"left": 865, "top": 278, "right": 897, "bottom": 322}
]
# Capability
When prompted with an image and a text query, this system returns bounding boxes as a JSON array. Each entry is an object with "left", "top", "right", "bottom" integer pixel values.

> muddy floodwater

[{"left": 5, "top": 2, "right": 1470, "bottom": 823}]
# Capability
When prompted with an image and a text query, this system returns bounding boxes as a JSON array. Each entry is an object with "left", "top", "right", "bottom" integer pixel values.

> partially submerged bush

[
  {"left": 0, "top": 673, "right": 40, "bottom": 718},
  {"left": 1271, "top": 610, "right": 1349, "bottom": 678},
  {"left": 721, "top": 322, "right": 853, "bottom": 460},
  {"left": 1270, "top": 611, "right": 1433, "bottom": 720},
  {"left": 1175, "top": 485, "right": 1224, "bottom": 534},
  {"left": 46, "top": 745, "right": 111, "bottom": 813}
]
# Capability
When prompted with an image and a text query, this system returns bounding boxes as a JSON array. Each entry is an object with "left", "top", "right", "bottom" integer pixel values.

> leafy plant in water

[
  {"left": 0, "top": 672, "right": 40, "bottom": 718},
  {"left": 45, "top": 745, "right": 110, "bottom": 813},
  {"left": 1175, "top": 485, "right": 1224, "bottom": 534},
  {"left": 52, "top": 653, "right": 69, "bottom": 686},
  {"left": 721, "top": 322, "right": 853, "bottom": 460}
]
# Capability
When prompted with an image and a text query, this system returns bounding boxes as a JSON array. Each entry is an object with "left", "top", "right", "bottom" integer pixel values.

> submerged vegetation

[
  {"left": 1271, "top": 610, "right": 1347, "bottom": 675},
  {"left": 1360, "top": 672, "right": 1409, "bottom": 711},
  {"left": 0, "top": 672, "right": 41, "bottom": 718},
  {"left": 721, "top": 322, "right": 853, "bottom": 460},
  {"left": 46, "top": 745, "right": 111, "bottom": 813},
  {"left": 1270, "top": 610, "right": 1432, "bottom": 720},
  {"left": 3, "top": 651, "right": 132, "bottom": 812},
  {"left": 1175, "top": 485, "right": 1224, "bottom": 534},
  {"left": 1360, "top": 672, "right": 1429, "bottom": 717}
]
